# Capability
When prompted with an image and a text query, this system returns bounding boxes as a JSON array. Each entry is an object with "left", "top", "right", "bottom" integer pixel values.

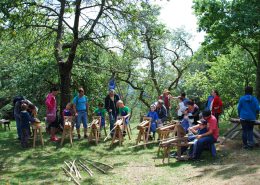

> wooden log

[
  {"left": 104, "top": 125, "right": 117, "bottom": 141},
  {"left": 86, "top": 159, "right": 113, "bottom": 169},
  {"left": 79, "top": 160, "right": 94, "bottom": 176},
  {"left": 78, "top": 161, "right": 93, "bottom": 177},
  {"left": 62, "top": 167, "right": 80, "bottom": 185},
  {"left": 84, "top": 159, "right": 106, "bottom": 174}
]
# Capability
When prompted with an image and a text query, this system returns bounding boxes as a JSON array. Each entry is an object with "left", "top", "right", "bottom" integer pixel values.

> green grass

[{"left": 0, "top": 121, "right": 260, "bottom": 185}]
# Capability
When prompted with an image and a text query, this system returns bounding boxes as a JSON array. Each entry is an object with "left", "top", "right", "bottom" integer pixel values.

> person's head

[
  {"left": 178, "top": 96, "right": 183, "bottom": 102},
  {"left": 202, "top": 110, "right": 211, "bottom": 120},
  {"left": 109, "top": 89, "right": 115, "bottom": 96},
  {"left": 28, "top": 103, "right": 35, "bottom": 111},
  {"left": 150, "top": 104, "right": 156, "bottom": 112},
  {"left": 197, "top": 119, "right": 207, "bottom": 129},
  {"left": 187, "top": 100, "right": 194, "bottom": 110},
  {"left": 51, "top": 86, "right": 59, "bottom": 96},
  {"left": 78, "top": 87, "right": 84, "bottom": 96},
  {"left": 245, "top": 86, "right": 253, "bottom": 95},
  {"left": 163, "top": 89, "right": 170, "bottom": 95},
  {"left": 116, "top": 100, "right": 124, "bottom": 108},
  {"left": 65, "top": 103, "right": 72, "bottom": 110},
  {"left": 98, "top": 102, "right": 104, "bottom": 108},
  {"left": 212, "top": 89, "right": 219, "bottom": 97},
  {"left": 21, "top": 103, "right": 28, "bottom": 111},
  {"left": 181, "top": 92, "right": 186, "bottom": 98},
  {"left": 157, "top": 99, "right": 164, "bottom": 108}
]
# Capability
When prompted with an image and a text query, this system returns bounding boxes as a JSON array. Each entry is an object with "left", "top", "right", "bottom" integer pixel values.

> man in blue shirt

[
  {"left": 238, "top": 86, "right": 260, "bottom": 149},
  {"left": 73, "top": 88, "right": 89, "bottom": 139}
]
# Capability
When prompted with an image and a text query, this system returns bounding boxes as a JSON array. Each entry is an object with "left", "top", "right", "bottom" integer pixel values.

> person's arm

[
  {"left": 72, "top": 97, "right": 78, "bottom": 116},
  {"left": 237, "top": 98, "right": 242, "bottom": 117},
  {"left": 188, "top": 124, "right": 200, "bottom": 134},
  {"left": 196, "top": 129, "right": 213, "bottom": 139}
]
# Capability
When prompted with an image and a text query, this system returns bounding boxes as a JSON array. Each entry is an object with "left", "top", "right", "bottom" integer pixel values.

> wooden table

[
  {"left": 0, "top": 119, "right": 11, "bottom": 131},
  {"left": 221, "top": 118, "right": 260, "bottom": 145}
]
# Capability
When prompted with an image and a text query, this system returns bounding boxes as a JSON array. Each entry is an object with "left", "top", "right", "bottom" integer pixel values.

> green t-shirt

[
  {"left": 94, "top": 108, "right": 106, "bottom": 118},
  {"left": 119, "top": 106, "right": 130, "bottom": 116}
]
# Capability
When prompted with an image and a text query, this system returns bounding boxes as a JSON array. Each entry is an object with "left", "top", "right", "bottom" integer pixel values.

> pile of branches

[{"left": 61, "top": 158, "right": 113, "bottom": 185}]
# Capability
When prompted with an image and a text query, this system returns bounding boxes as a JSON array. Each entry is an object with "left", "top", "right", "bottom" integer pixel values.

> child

[
  {"left": 117, "top": 100, "right": 131, "bottom": 136},
  {"left": 188, "top": 119, "right": 208, "bottom": 158},
  {"left": 147, "top": 104, "right": 159, "bottom": 139},
  {"left": 63, "top": 103, "right": 73, "bottom": 117},
  {"left": 20, "top": 103, "right": 35, "bottom": 148},
  {"left": 93, "top": 102, "right": 106, "bottom": 129}
]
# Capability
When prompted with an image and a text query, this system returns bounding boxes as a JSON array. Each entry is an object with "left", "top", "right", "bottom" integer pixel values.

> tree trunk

[
  {"left": 256, "top": 42, "right": 260, "bottom": 100},
  {"left": 59, "top": 63, "right": 72, "bottom": 114}
]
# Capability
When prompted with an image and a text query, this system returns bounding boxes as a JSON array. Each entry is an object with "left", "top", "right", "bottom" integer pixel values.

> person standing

[
  {"left": 159, "top": 89, "right": 171, "bottom": 117},
  {"left": 45, "top": 87, "right": 59, "bottom": 141},
  {"left": 211, "top": 90, "right": 223, "bottom": 126},
  {"left": 73, "top": 88, "right": 89, "bottom": 139},
  {"left": 105, "top": 89, "right": 120, "bottom": 134},
  {"left": 156, "top": 99, "right": 167, "bottom": 127},
  {"left": 238, "top": 86, "right": 260, "bottom": 149}
]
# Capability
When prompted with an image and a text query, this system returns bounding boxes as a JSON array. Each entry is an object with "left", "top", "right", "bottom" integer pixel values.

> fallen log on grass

[
  {"left": 83, "top": 159, "right": 106, "bottom": 174},
  {"left": 86, "top": 159, "right": 113, "bottom": 169},
  {"left": 78, "top": 160, "right": 93, "bottom": 177}
]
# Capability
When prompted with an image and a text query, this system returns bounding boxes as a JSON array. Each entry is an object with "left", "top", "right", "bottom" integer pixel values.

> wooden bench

[
  {"left": 158, "top": 123, "right": 191, "bottom": 163},
  {"left": 0, "top": 119, "right": 11, "bottom": 131}
]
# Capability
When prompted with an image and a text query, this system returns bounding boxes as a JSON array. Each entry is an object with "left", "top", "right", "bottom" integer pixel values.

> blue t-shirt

[
  {"left": 73, "top": 95, "right": 88, "bottom": 111},
  {"left": 147, "top": 111, "right": 159, "bottom": 123}
]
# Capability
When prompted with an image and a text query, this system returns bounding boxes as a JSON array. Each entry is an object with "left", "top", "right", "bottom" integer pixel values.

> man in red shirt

[{"left": 192, "top": 110, "right": 219, "bottom": 159}]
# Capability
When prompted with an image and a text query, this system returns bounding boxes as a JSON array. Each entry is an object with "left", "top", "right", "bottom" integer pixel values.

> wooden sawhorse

[
  {"left": 32, "top": 122, "right": 44, "bottom": 148},
  {"left": 136, "top": 117, "right": 151, "bottom": 148},
  {"left": 60, "top": 116, "right": 73, "bottom": 146}
]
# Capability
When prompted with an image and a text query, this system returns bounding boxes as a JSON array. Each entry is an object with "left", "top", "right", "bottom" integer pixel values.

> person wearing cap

[
  {"left": 238, "top": 86, "right": 260, "bottom": 150},
  {"left": 159, "top": 89, "right": 172, "bottom": 116},
  {"left": 45, "top": 86, "right": 59, "bottom": 141},
  {"left": 192, "top": 110, "right": 219, "bottom": 159},
  {"left": 187, "top": 119, "right": 208, "bottom": 158},
  {"left": 156, "top": 99, "right": 167, "bottom": 127},
  {"left": 104, "top": 89, "right": 120, "bottom": 134},
  {"left": 73, "top": 87, "right": 89, "bottom": 139}
]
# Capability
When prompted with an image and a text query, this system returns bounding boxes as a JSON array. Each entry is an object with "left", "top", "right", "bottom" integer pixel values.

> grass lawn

[{"left": 0, "top": 120, "right": 260, "bottom": 185}]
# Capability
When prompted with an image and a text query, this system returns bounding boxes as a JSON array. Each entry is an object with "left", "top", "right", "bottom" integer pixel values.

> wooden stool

[
  {"left": 88, "top": 117, "right": 101, "bottom": 145},
  {"left": 60, "top": 116, "right": 73, "bottom": 146},
  {"left": 0, "top": 119, "right": 11, "bottom": 131},
  {"left": 32, "top": 122, "right": 44, "bottom": 148},
  {"left": 136, "top": 117, "right": 151, "bottom": 148}
]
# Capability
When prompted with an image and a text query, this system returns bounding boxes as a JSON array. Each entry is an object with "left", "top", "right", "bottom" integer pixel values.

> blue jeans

[
  {"left": 241, "top": 120, "right": 254, "bottom": 147},
  {"left": 15, "top": 116, "right": 22, "bottom": 139},
  {"left": 109, "top": 112, "right": 116, "bottom": 132},
  {"left": 76, "top": 111, "right": 87, "bottom": 129},
  {"left": 194, "top": 135, "right": 215, "bottom": 159}
]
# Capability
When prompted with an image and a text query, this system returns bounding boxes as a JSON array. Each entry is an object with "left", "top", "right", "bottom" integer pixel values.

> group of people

[
  {"left": 45, "top": 88, "right": 131, "bottom": 141},
  {"left": 13, "top": 85, "right": 259, "bottom": 158}
]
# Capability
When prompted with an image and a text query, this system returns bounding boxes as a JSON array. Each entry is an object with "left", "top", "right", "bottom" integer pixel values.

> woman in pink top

[{"left": 45, "top": 87, "right": 59, "bottom": 141}]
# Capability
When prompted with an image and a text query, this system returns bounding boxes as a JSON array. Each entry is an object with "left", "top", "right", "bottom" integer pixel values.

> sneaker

[
  {"left": 169, "top": 152, "right": 177, "bottom": 158},
  {"left": 78, "top": 134, "right": 81, "bottom": 139},
  {"left": 51, "top": 136, "right": 59, "bottom": 142}
]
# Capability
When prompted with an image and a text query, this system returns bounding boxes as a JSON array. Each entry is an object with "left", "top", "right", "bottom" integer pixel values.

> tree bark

[
  {"left": 256, "top": 42, "right": 260, "bottom": 100},
  {"left": 59, "top": 63, "right": 72, "bottom": 114}
]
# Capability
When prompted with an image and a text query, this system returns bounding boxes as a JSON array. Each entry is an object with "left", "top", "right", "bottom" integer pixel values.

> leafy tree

[{"left": 193, "top": 0, "right": 260, "bottom": 99}]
